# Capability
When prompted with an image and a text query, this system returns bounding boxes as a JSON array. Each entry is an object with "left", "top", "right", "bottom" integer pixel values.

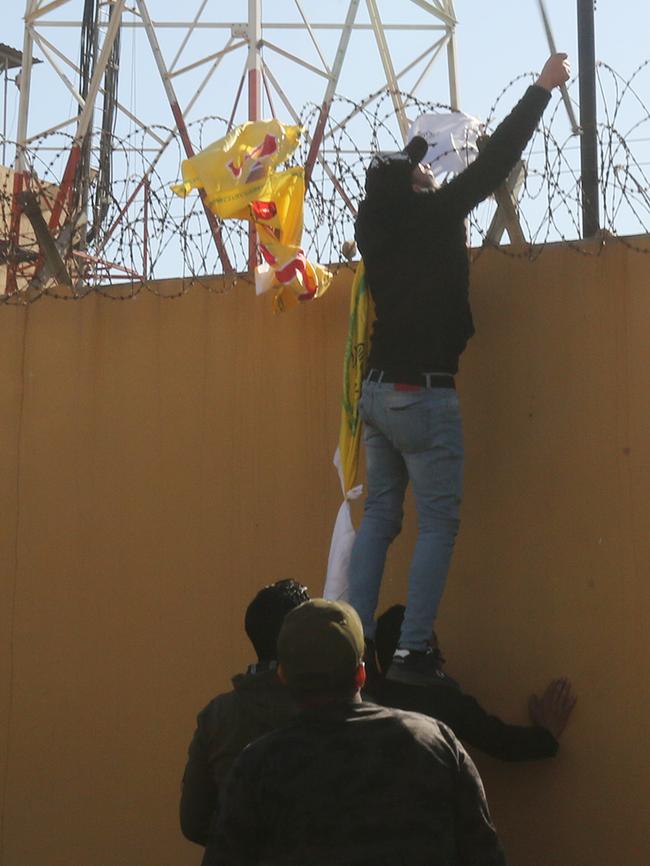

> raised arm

[{"left": 417, "top": 53, "right": 570, "bottom": 219}]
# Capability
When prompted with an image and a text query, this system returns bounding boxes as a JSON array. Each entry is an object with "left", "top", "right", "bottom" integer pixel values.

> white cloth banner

[
  {"left": 323, "top": 448, "right": 363, "bottom": 601},
  {"left": 408, "top": 112, "right": 483, "bottom": 177}
]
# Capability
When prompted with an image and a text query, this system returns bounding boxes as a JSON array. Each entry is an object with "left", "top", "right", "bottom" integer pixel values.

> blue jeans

[{"left": 348, "top": 380, "right": 463, "bottom": 651}]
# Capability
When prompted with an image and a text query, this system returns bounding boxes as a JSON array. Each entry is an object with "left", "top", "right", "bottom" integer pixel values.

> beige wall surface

[{"left": 0, "top": 241, "right": 648, "bottom": 866}]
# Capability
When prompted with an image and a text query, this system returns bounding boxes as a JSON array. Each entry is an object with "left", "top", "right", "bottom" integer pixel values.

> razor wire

[{"left": 1, "top": 60, "right": 650, "bottom": 304}]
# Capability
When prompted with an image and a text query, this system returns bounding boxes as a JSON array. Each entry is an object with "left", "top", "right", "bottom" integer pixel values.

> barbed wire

[{"left": 1, "top": 60, "right": 650, "bottom": 304}]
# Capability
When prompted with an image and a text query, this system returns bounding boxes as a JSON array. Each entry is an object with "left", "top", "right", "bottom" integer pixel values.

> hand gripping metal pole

[{"left": 537, "top": 0, "right": 581, "bottom": 136}]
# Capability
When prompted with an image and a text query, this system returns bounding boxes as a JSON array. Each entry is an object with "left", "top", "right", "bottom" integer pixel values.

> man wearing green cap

[{"left": 207, "top": 599, "right": 505, "bottom": 866}]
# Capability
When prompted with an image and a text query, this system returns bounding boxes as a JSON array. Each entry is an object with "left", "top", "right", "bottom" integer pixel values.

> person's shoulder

[
  {"left": 198, "top": 686, "right": 236, "bottom": 716},
  {"left": 381, "top": 702, "right": 445, "bottom": 728},
  {"left": 196, "top": 670, "right": 252, "bottom": 728},
  {"left": 356, "top": 189, "right": 417, "bottom": 220},
  {"left": 362, "top": 698, "right": 444, "bottom": 729},
  {"left": 376, "top": 702, "right": 462, "bottom": 748},
  {"left": 357, "top": 702, "right": 463, "bottom": 775},
  {"left": 199, "top": 665, "right": 279, "bottom": 703},
  {"left": 229, "top": 714, "right": 301, "bottom": 772},
  {"left": 194, "top": 690, "right": 232, "bottom": 734},
  {"left": 355, "top": 196, "right": 379, "bottom": 230}
]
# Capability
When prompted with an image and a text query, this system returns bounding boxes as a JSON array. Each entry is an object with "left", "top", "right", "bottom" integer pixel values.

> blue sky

[
  {"left": 455, "top": 1, "right": 649, "bottom": 115},
  {"left": 4, "top": 1, "right": 649, "bottom": 139}
]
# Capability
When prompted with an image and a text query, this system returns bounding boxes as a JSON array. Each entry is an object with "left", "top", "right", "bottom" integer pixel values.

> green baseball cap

[{"left": 278, "top": 599, "right": 364, "bottom": 691}]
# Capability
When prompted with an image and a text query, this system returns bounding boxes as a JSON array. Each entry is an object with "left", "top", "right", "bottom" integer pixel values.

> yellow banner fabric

[
  {"left": 338, "top": 262, "right": 372, "bottom": 494},
  {"left": 171, "top": 120, "right": 330, "bottom": 310}
]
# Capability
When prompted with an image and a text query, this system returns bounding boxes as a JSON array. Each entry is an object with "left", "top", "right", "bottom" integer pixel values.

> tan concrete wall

[{"left": 0, "top": 241, "right": 648, "bottom": 866}]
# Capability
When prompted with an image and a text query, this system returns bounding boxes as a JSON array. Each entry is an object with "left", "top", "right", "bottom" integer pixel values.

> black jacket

[
  {"left": 356, "top": 85, "right": 551, "bottom": 377},
  {"left": 180, "top": 664, "right": 297, "bottom": 848},
  {"left": 364, "top": 663, "right": 558, "bottom": 763},
  {"left": 210, "top": 701, "right": 506, "bottom": 866}
]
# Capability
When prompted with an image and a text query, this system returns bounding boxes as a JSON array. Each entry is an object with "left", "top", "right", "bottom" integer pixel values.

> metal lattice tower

[{"left": 3, "top": 0, "right": 459, "bottom": 291}]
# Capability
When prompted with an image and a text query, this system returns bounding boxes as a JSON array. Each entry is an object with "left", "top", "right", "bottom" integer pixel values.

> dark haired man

[
  {"left": 210, "top": 599, "right": 506, "bottom": 866},
  {"left": 366, "top": 604, "right": 576, "bottom": 762},
  {"left": 180, "top": 579, "right": 310, "bottom": 851},
  {"left": 348, "top": 54, "right": 571, "bottom": 685}
]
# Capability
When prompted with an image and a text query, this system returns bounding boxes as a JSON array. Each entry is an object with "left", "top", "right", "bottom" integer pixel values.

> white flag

[{"left": 408, "top": 112, "right": 483, "bottom": 177}]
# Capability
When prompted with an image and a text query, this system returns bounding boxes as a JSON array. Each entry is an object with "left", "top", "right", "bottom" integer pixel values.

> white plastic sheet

[
  {"left": 323, "top": 448, "right": 363, "bottom": 601},
  {"left": 408, "top": 112, "right": 483, "bottom": 176}
]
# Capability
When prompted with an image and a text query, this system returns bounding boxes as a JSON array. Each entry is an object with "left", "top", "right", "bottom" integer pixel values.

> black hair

[
  {"left": 375, "top": 604, "right": 405, "bottom": 673},
  {"left": 244, "top": 579, "right": 310, "bottom": 661},
  {"left": 363, "top": 137, "right": 427, "bottom": 199}
]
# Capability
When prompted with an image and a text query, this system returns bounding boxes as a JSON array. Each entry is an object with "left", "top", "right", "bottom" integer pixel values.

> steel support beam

[
  {"left": 135, "top": 0, "right": 233, "bottom": 273},
  {"left": 478, "top": 135, "right": 525, "bottom": 245},
  {"left": 248, "top": 0, "right": 262, "bottom": 120},
  {"left": 485, "top": 161, "right": 526, "bottom": 245},
  {"left": 262, "top": 61, "right": 357, "bottom": 216},
  {"left": 247, "top": 0, "right": 262, "bottom": 267},
  {"left": 304, "top": 0, "right": 361, "bottom": 186},
  {"left": 367, "top": 0, "right": 408, "bottom": 142},
  {"left": 6, "top": 1, "right": 38, "bottom": 292},
  {"left": 17, "top": 189, "right": 72, "bottom": 287},
  {"left": 577, "top": 0, "right": 600, "bottom": 238},
  {"left": 445, "top": 29, "right": 459, "bottom": 110},
  {"left": 15, "top": 2, "right": 37, "bottom": 171}
]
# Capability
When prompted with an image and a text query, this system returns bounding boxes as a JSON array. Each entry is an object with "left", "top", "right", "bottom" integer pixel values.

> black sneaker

[{"left": 386, "top": 647, "right": 449, "bottom": 686}]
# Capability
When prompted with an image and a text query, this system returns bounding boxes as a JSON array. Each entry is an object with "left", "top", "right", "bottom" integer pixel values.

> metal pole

[
  {"left": 246, "top": 0, "right": 262, "bottom": 268},
  {"left": 446, "top": 28, "right": 459, "bottom": 110},
  {"left": 5, "top": 1, "right": 36, "bottom": 293},
  {"left": 247, "top": 0, "right": 262, "bottom": 120},
  {"left": 367, "top": 0, "right": 409, "bottom": 142},
  {"left": 537, "top": 0, "right": 581, "bottom": 134},
  {"left": 15, "top": 2, "right": 36, "bottom": 174},
  {"left": 577, "top": 0, "right": 599, "bottom": 237},
  {"left": 3, "top": 60, "right": 8, "bottom": 164}
]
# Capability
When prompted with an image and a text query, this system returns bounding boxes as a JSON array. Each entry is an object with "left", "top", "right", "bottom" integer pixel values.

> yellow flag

[
  {"left": 338, "top": 262, "right": 372, "bottom": 494},
  {"left": 171, "top": 120, "right": 330, "bottom": 311},
  {"left": 171, "top": 119, "right": 301, "bottom": 217},
  {"left": 252, "top": 168, "right": 332, "bottom": 311}
]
